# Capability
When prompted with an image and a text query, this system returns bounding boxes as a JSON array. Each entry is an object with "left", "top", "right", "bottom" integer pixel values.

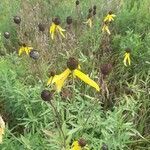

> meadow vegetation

[{"left": 0, "top": 0, "right": 150, "bottom": 149}]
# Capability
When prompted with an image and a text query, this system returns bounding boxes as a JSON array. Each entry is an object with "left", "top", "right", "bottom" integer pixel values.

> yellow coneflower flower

[
  {"left": 123, "top": 48, "right": 131, "bottom": 66},
  {"left": 18, "top": 44, "right": 33, "bottom": 56},
  {"left": 71, "top": 139, "right": 89, "bottom": 150},
  {"left": 102, "top": 22, "right": 111, "bottom": 35},
  {"left": 47, "top": 57, "right": 100, "bottom": 92},
  {"left": 84, "top": 18, "right": 92, "bottom": 28},
  {"left": 47, "top": 71, "right": 63, "bottom": 92},
  {"left": 71, "top": 141, "right": 82, "bottom": 150},
  {"left": 84, "top": 14, "right": 93, "bottom": 28},
  {"left": 49, "top": 17, "right": 65, "bottom": 40},
  {"left": 104, "top": 11, "right": 116, "bottom": 22},
  {"left": 0, "top": 116, "right": 5, "bottom": 144}
]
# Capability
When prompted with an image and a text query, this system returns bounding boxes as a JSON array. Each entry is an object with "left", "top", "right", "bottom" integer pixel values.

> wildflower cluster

[
  {"left": 84, "top": 5, "right": 97, "bottom": 28},
  {"left": 1, "top": 1, "right": 138, "bottom": 148},
  {"left": 102, "top": 11, "right": 116, "bottom": 35},
  {"left": 47, "top": 57, "right": 100, "bottom": 92},
  {"left": 50, "top": 17, "right": 65, "bottom": 40}
]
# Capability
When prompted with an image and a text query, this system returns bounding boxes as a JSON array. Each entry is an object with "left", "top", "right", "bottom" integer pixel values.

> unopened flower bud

[
  {"left": 76, "top": 0, "right": 80, "bottom": 5},
  {"left": 101, "top": 143, "right": 108, "bottom": 150},
  {"left": 66, "top": 16, "right": 73, "bottom": 25},
  {"left": 29, "top": 50, "right": 39, "bottom": 60},
  {"left": 78, "top": 138, "right": 86, "bottom": 147},
  {"left": 89, "top": 8, "right": 93, "bottom": 13},
  {"left": 41, "top": 90, "right": 53, "bottom": 102},
  {"left": 93, "top": 5, "right": 97, "bottom": 10},
  {"left": 4, "top": 32, "right": 10, "bottom": 39},
  {"left": 108, "top": 11, "right": 113, "bottom": 15},
  {"left": 53, "top": 17, "right": 61, "bottom": 25},
  {"left": 13, "top": 16, "right": 21, "bottom": 24},
  {"left": 125, "top": 48, "right": 131, "bottom": 53}
]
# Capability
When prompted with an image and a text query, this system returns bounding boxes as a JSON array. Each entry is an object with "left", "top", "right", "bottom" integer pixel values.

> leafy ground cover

[{"left": 0, "top": 0, "right": 150, "bottom": 149}]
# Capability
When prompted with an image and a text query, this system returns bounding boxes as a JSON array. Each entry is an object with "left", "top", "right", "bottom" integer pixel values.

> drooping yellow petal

[
  {"left": 123, "top": 54, "right": 127, "bottom": 66},
  {"left": 0, "top": 116, "right": 5, "bottom": 144},
  {"left": 50, "top": 23, "right": 56, "bottom": 40},
  {"left": 109, "top": 16, "right": 114, "bottom": 22},
  {"left": 0, "top": 128, "right": 4, "bottom": 144},
  {"left": 18, "top": 47, "right": 24, "bottom": 56},
  {"left": 18, "top": 46, "right": 33, "bottom": 56},
  {"left": 25, "top": 47, "right": 33, "bottom": 55},
  {"left": 47, "top": 76, "right": 53, "bottom": 86},
  {"left": 123, "top": 53, "right": 130, "bottom": 66},
  {"left": 89, "top": 19, "right": 92, "bottom": 28},
  {"left": 105, "top": 26, "right": 111, "bottom": 35},
  {"left": 50, "top": 23, "right": 56, "bottom": 34},
  {"left": 71, "top": 141, "right": 82, "bottom": 150},
  {"left": 127, "top": 53, "right": 131, "bottom": 65},
  {"left": 55, "top": 69, "right": 71, "bottom": 92},
  {"left": 111, "top": 14, "right": 116, "bottom": 18},
  {"left": 104, "top": 16, "right": 107, "bottom": 22},
  {"left": 48, "top": 69, "right": 71, "bottom": 92},
  {"left": 102, "top": 25, "right": 111, "bottom": 35},
  {"left": 74, "top": 69, "right": 100, "bottom": 91},
  {"left": 78, "top": 65, "right": 81, "bottom": 70},
  {"left": 84, "top": 18, "right": 92, "bottom": 28},
  {"left": 57, "top": 25, "right": 65, "bottom": 38}
]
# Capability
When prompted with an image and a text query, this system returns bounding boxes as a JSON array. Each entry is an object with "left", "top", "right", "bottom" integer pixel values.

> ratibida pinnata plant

[
  {"left": 0, "top": 116, "right": 5, "bottom": 144},
  {"left": 102, "top": 21, "right": 111, "bottom": 35},
  {"left": 41, "top": 90, "right": 66, "bottom": 148},
  {"left": 123, "top": 48, "right": 131, "bottom": 66},
  {"left": 18, "top": 43, "right": 33, "bottom": 56},
  {"left": 84, "top": 13, "right": 93, "bottom": 28},
  {"left": 47, "top": 57, "right": 100, "bottom": 92},
  {"left": 70, "top": 138, "right": 89, "bottom": 150},
  {"left": 84, "top": 6, "right": 96, "bottom": 28},
  {"left": 104, "top": 11, "right": 116, "bottom": 22},
  {"left": 102, "top": 11, "right": 116, "bottom": 35},
  {"left": 49, "top": 17, "right": 65, "bottom": 40}
]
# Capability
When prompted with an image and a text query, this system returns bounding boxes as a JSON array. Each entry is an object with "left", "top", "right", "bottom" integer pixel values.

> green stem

[{"left": 49, "top": 101, "right": 66, "bottom": 149}]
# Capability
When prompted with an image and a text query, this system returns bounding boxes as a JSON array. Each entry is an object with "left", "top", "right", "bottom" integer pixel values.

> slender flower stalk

[
  {"left": 47, "top": 57, "right": 100, "bottom": 92},
  {"left": 41, "top": 90, "right": 66, "bottom": 148},
  {"left": 123, "top": 48, "right": 131, "bottom": 66},
  {"left": 18, "top": 44, "right": 33, "bottom": 56},
  {"left": 49, "top": 17, "right": 65, "bottom": 40},
  {"left": 0, "top": 116, "right": 5, "bottom": 144}
]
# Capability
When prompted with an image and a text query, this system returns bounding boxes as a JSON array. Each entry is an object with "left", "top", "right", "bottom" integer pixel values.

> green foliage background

[{"left": 0, "top": 0, "right": 150, "bottom": 149}]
